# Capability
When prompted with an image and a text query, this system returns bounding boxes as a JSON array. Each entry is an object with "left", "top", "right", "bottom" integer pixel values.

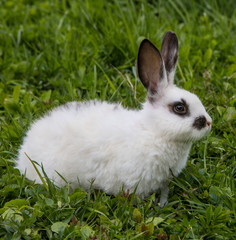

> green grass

[{"left": 0, "top": 0, "right": 235, "bottom": 239}]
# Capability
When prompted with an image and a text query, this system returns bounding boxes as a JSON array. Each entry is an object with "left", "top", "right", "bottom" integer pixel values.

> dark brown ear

[
  {"left": 138, "top": 39, "right": 166, "bottom": 95},
  {"left": 161, "top": 31, "right": 178, "bottom": 83}
]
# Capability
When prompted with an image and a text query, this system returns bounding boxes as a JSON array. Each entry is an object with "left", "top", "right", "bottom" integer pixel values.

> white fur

[{"left": 17, "top": 33, "right": 212, "bottom": 207}]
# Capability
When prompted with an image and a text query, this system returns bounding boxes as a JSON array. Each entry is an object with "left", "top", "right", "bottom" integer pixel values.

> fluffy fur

[{"left": 17, "top": 31, "right": 212, "bottom": 207}]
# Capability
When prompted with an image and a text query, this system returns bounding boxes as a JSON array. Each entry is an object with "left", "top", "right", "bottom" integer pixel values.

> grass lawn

[{"left": 0, "top": 0, "right": 235, "bottom": 239}]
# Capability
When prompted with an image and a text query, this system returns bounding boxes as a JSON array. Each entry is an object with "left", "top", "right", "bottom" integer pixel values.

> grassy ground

[{"left": 0, "top": 0, "right": 235, "bottom": 239}]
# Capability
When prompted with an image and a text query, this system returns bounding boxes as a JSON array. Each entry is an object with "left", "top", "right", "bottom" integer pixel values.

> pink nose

[{"left": 207, "top": 121, "right": 211, "bottom": 127}]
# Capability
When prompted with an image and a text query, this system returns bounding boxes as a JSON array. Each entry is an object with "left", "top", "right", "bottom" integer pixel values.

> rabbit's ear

[
  {"left": 138, "top": 39, "right": 167, "bottom": 98},
  {"left": 161, "top": 31, "right": 178, "bottom": 84}
]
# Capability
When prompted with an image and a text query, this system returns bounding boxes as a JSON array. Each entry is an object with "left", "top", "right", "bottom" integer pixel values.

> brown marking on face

[{"left": 193, "top": 115, "right": 207, "bottom": 129}]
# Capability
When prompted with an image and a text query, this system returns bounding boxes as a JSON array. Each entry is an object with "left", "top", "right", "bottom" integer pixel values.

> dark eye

[
  {"left": 168, "top": 99, "right": 189, "bottom": 117},
  {"left": 173, "top": 103, "right": 187, "bottom": 115}
]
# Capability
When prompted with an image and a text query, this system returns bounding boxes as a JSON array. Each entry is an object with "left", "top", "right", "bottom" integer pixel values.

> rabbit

[{"left": 17, "top": 31, "right": 212, "bottom": 207}]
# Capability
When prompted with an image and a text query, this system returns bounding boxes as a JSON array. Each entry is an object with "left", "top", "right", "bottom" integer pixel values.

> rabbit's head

[{"left": 138, "top": 31, "right": 212, "bottom": 142}]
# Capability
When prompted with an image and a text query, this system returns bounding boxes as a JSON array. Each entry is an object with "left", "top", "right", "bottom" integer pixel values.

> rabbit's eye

[
  {"left": 173, "top": 103, "right": 187, "bottom": 115},
  {"left": 174, "top": 104, "right": 185, "bottom": 112},
  {"left": 169, "top": 99, "right": 189, "bottom": 116}
]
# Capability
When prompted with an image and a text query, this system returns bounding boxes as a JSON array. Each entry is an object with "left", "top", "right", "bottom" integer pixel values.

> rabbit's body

[
  {"left": 17, "top": 32, "right": 212, "bottom": 206},
  {"left": 18, "top": 99, "right": 191, "bottom": 197}
]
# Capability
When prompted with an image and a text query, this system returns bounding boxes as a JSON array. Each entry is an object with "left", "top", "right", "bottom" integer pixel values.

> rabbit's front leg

[{"left": 159, "top": 181, "right": 169, "bottom": 208}]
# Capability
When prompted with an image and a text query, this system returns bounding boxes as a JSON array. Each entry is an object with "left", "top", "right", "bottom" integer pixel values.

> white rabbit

[{"left": 17, "top": 31, "right": 212, "bottom": 207}]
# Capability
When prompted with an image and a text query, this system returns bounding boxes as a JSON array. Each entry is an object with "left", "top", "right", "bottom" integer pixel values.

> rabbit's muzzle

[{"left": 193, "top": 115, "right": 211, "bottom": 130}]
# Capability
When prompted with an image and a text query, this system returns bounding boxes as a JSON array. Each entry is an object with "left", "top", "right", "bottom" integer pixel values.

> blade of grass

[{"left": 25, "top": 152, "right": 49, "bottom": 191}]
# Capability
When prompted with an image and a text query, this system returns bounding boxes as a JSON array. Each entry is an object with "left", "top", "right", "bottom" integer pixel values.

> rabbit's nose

[
  {"left": 206, "top": 121, "right": 211, "bottom": 127},
  {"left": 193, "top": 115, "right": 207, "bottom": 130}
]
